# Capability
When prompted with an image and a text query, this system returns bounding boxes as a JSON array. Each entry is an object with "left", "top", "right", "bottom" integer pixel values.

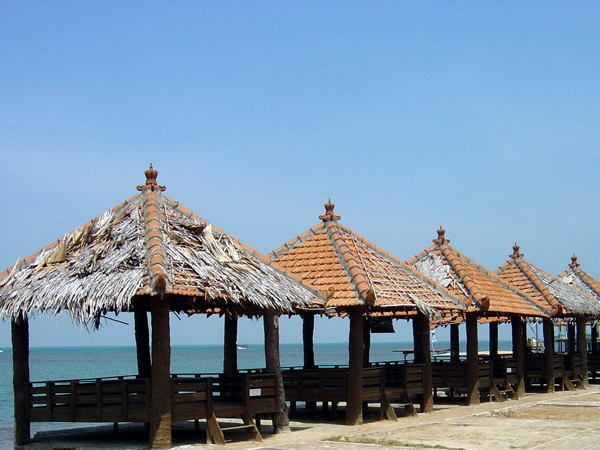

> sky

[{"left": 1, "top": 1, "right": 600, "bottom": 349}]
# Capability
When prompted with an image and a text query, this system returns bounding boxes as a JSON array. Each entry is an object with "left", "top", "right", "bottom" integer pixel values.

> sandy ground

[{"left": 19, "top": 385, "right": 600, "bottom": 450}]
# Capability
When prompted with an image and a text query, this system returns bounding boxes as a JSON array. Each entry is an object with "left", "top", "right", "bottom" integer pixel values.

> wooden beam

[
  {"left": 576, "top": 316, "right": 588, "bottom": 385},
  {"left": 12, "top": 317, "right": 30, "bottom": 446},
  {"left": 592, "top": 324, "right": 598, "bottom": 354},
  {"left": 264, "top": 311, "right": 290, "bottom": 433},
  {"left": 363, "top": 317, "right": 371, "bottom": 367},
  {"left": 543, "top": 319, "right": 555, "bottom": 393},
  {"left": 224, "top": 316, "right": 238, "bottom": 374},
  {"left": 302, "top": 313, "right": 316, "bottom": 369},
  {"left": 511, "top": 316, "right": 525, "bottom": 398},
  {"left": 134, "top": 308, "right": 151, "bottom": 379},
  {"left": 346, "top": 308, "right": 364, "bottom": 425},
  {"left": 450, "top": 323, "right": 460, "bottom": 363},
  {"left": 489, "top": 322, "right": 499, "bottom": 360},
  {"left": 149, "top": 297, "right": 172, "bottom": 449},
  {"left": 413, "top": 312, "right": 433, "bottom": 412},
  {"left": 466, "top": 313, "right": 479, "bottom": 405},
  {"left": 568, "top": 324, "right": 576, "bottom": 354}
]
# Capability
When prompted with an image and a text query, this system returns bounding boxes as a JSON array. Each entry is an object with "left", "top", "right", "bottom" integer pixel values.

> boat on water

[{"left": 237, "top": 344, "right": 247, "bottom": 350}]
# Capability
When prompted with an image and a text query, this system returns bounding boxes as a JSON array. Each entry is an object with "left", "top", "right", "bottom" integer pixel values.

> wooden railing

[
  {"left": 370, "top": 362, "right": 425, "bottom": 396},
  {"left": 28, "top": 376, "right": 150, "bottom": 423},
  {"left": 431, "top": 361, "right": 491, "bottom": 389},
  {"left": 27, "top": 372, "right": 278, "bottom": 425}
]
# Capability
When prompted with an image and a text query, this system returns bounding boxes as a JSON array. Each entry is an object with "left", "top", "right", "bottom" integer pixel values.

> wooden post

[
  {"left": 576, "top": 317, "right": 588, "bottom": 385},
  {"left": 592, "top": 324, "right": 598, "bottom": 353},
  {"left": 363, "top": 317, "right": 371, "bottom": 367},
  {"left": 264, "top": 311, "right": 290, "bottom": 433},
  {"left": 543, "top": 319, "right": 555, "bottom": 393},
  {"left": 413, "top": 312, "right": 433, "bottom": 412},
  {"left": 149, "top": 298, "right": 172, "bottom": 449},
  {"left": 134, "top": 308, "right": 152, "bottom": 379},
  {"left": 302, "top": 313, "right": 316, "bottom": 369},
  {"left": 346, "top": 307, "right": 364, "bottom": 425},
  {"left": 511, "top": 317, "right": 525, "bottom": 398},
  {"left": 489, "top": 322, "right": 499, "bottom": 360},
  {"left": 450, "top": 323, "right": 460, "bottom": 363},
  {"left": 568, "top": 324, "right": 576, "bottom": 354},
  {"left": 466, "top": 313, "right": 479, "bottom": 405},
  {"left": 12, "top": 317, "right": 30, "bottom": 446},
  {"left": 224, "top": 316, "right": 238, "bottom": 374}
]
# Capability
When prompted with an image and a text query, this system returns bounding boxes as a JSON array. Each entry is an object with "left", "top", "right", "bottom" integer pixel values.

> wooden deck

[
  {"left": 26, "top": 372, "right": 279, "bottom": 445},
  {"left": 282, "top": 363, "right": 426, "bottom": 419}
]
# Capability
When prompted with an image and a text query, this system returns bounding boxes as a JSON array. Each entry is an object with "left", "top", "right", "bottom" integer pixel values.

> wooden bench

[{"left": 282, "top": 366, "right": 396, "bottom": 421}]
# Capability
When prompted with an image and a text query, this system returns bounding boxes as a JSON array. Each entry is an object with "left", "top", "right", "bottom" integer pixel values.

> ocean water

[{"left": 0, "top": 340, "right": 512, "bottom": 447}]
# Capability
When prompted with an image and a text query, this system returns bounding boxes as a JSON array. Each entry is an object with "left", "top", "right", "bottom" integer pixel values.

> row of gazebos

[{"left": 3, "top": 166, "right": 600, "bottom": 449}]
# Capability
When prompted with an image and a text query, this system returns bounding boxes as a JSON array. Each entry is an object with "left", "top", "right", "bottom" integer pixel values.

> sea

[{"left": 0, "top": 340, "right": 512, "bottom": 448}]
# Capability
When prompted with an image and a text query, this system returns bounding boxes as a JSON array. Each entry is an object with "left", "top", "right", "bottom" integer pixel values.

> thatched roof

[
  {"left": 558, "top": 255, "right": 600, "bottom": 302},
  {"left": 495, "top": 245, "right": 600, "bottom": 318},
  {"left": 408, "top": 228, "right": 549, "bottom": 321},
  {"left": 0, "top": 166, "right": 322, "bottom": 324},
  {"left": 269, "top": 201, "right": 465, "bottom": 319}
]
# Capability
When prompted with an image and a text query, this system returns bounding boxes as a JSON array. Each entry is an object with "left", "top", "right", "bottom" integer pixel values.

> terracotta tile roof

[
  {"left": 269, "top": 201, "right": 465, "bottom": 317},
  {"left": 0, "top": 166, "right": 323, "bottom": 323},
  {"left": 407, "top": 228, "right": 548, "bottom": 319},
  {"left": 496, "top": 246, "right": 600, "bottom": 318},
  {"left": 558, "top": 255, "right": 600, "bottom": 302}
]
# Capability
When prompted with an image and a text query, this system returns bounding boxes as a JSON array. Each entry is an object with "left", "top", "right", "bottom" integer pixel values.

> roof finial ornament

[
  {"left": 569, "top": 254, "right": 580, "bottom": 268},
  {"left": 319, "top": 198, "right": 341, "bottom": 222},
  {"left": 510, "top": 243, "right": 524, "bottom": 259},
  {"left": 433, "top": 225, "right": 450, "bottom": 244},
  {"left": 137, "top": 164, "right": 166, "bottom": 192}
]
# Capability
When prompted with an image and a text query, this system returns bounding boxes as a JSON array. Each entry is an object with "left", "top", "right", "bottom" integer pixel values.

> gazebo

[
  {"left": 1, "top": 166, "right": 322, "bottom": 449},
  {"left": 558, "top": 256, "right": 600, "bottom": 378},
  {"left": 408, "top": 228, "right": 549, "bottom": 404},
  {"left": 269, "top": 201, "right": 465, "bottom": 425},
  {"left": 496, "top": 245, "right": 600, "bottom": 391}
]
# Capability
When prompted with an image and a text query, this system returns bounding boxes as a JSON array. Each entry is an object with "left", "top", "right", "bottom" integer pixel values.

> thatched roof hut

[
  {"left": 4, "top": 165, "right": 323, "bottom": 449},
  {"left": 407, "top": 228, "right": 549, "bottom": 404},
  {"left": 495, "top": 245, "right": 600, "bottom": 390},
  {"left": 270, "top": 201, "right": 465, "bottom": 423}
]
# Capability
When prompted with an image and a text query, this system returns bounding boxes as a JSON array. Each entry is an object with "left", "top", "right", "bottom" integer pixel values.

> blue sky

[{"left": 1, "top": 1, "right": 599, "bottom": 348}]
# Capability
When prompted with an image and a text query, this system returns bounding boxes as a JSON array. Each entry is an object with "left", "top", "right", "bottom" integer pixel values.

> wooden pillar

[
  {"left": 149, "top": 298, "right": 172, "bottom": 449},
  {"left": 592, "top": 324, "right": 598, "bottom": 353},
  {"left": 264, "top": 311, "right": 290, "bottom": 433},
  {"left": 511, "top": 317, "right": 525, "bottom": 398},
  {"left": 134, "top": 308, "right": 152, "bottom": 379},
  {"left": 450, "top": 323, "right": 460, "bottom": 363},
  {"left": 346, "top": 307, "right": 364, "bottom": 425},
  {"left": 413, "top": 312, "right": 433, "bottom": 412},
  {"left": 12, "top": 317, "right": 30, "bottom": 446},
  {"left": 489, "top": 322, "right": 499, "bottom": 360},
  {"left": 224, "top": 316, "right": 238, "bottom": 374},
  {"left": 543, "top": 319, "right": 555, "bottom": 393},
  {"left": 363, "top": 317, "right": 371, "bottom": 367},
  {"left": 302, "top": 313, "right": 316, "bottom": 369},
  {"left": 568, "top": 324, "right": 576, "bottom": 354},
  {"left": 466, "top": 313, "right": 479, "bottom": 405},
  {"left": 576, "top": 317, "right": 588, "bottom": 385}
]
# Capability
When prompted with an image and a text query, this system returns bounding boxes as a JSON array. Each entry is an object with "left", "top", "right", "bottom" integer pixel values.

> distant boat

[{"left": 237, "top": 344, "right": 247, "bottom": 350}]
